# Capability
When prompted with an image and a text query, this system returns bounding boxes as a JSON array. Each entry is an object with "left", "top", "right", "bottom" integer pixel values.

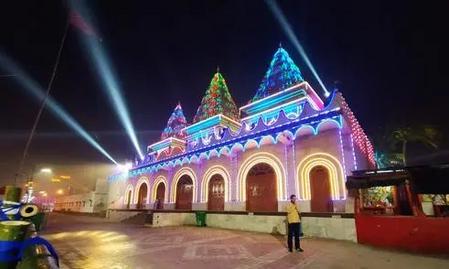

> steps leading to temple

[{"left": 121, "top": 211, "right": 153, "bottom": 225}]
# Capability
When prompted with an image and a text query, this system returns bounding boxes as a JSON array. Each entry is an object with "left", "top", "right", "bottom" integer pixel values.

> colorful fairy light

[
  {"left": 193, "top": 71, "right": 239, "bottom": 123},
  {"left": 161, "top": 103, "right": 188, "bottom": 140},
  {"left": 109, "top": 46, "right": 374, "bottom": 214},
  {"left": 252, "top": 46, "right": 304, "bottom": 102}
]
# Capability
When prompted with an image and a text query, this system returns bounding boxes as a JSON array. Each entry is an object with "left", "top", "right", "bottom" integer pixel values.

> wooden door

[
  {"left": 155, "top": 183, "right": 165, "bottom": 209},
  {"left": 176, "top": 175, "right": 193, "bottom": 210},
  {"left": 126, "top": 190, "right": 132, "bottom": 209},
  {"left": 310, "top": 166, "right": 333, "bottom": 212},
  {"left": 137, "top": 183, "right": 147, "bottom": 209},
  {"left": 246, "top": 163, "right": 278, "bottom": 212},
  {"left": 208, "top": 175, "right": 225, "bottom": 211}
]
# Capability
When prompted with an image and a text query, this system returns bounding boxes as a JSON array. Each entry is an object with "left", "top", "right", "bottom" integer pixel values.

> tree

[
  {"left": 371, "top": 125, "right": 402, "bottom": 168},
  {"left": 391, "top": 125, "right": 440, "bottom": 166}
]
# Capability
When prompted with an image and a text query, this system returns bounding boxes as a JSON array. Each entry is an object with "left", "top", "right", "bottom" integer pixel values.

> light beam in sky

[
  {"left": 70, "top": 0, "right": 145, "bottom": 160},
  {"left": 265, "top": 0, "right": 330, "bottom": 97},
  {"left": 0, "top": 52, "right": 118, "bottom": 164}
]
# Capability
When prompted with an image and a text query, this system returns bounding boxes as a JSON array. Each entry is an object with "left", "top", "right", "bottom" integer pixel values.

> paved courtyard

[{"left": 42, "top": 213, "right": 449, "bottom": 269}]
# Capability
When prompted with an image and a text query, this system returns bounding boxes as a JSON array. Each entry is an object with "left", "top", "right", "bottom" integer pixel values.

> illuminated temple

[{"left": 108, "top": 46, "right": 375, "bottom": 214}]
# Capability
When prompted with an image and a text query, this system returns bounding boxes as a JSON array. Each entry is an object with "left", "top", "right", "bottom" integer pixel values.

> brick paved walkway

[{"left": 42, "top": 213, "right": 449, "bottom": 269}]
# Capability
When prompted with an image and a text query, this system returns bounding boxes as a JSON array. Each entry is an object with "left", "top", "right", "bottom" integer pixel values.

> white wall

[{"left": 149, "top": 212, "right": 356, "bottom": 241}]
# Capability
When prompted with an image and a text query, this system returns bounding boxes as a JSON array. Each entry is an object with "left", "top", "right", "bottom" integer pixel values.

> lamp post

[{"left": 23, "top": 167, "right": 53, "bottom": 203}]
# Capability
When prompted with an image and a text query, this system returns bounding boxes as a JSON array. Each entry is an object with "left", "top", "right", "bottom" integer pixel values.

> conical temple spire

[
  {"left": 161, "top": 103, "right": 188, "bottom": 140},
  {"left": 251, "top": 47, "right": 304, "bottom": 102},
  {"left": 193, "top": 71, "right": 239, "bottom": 123}
]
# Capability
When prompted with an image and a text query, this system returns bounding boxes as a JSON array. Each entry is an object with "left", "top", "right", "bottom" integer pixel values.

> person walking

[{"left": 286, "top": 194, "right": 304, "bottom": 252}]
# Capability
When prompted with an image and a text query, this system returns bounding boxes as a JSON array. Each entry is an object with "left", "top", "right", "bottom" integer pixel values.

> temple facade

[{"left": 108, "top": 46, "right": 375, "bottom": 213}]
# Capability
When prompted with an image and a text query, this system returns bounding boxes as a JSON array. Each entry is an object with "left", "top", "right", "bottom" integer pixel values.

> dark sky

[{"left": 1, "top": 0, "right": 448, "bottom": 185}]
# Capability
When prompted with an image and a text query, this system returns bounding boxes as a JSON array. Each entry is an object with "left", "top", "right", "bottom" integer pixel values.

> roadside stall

[{"left": 346, "top": 164, "right": 449, "bottom": 254}]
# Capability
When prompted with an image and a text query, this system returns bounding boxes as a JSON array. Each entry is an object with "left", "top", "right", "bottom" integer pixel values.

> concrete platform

[{"left": 42, "top": 213, "right": 449, "bottom": 269}]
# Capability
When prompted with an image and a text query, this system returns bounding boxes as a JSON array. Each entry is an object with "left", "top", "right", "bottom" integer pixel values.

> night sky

[{"left": 1, "top": 1, "right": 448, "bottom": 186}]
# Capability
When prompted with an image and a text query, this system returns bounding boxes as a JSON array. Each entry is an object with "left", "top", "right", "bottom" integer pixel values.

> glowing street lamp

[
  {"left": 56, "top": 189, "right": 64, "bottom": 195},
  {"left": 40, "top": 168, "right": 52, "bottom": 173}
]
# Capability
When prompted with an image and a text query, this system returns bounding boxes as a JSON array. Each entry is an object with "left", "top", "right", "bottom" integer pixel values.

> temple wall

[
  {"left": 111, "top": 124, "right": 364, "bottom": 213},
  {"left": 150, "top": 211, "right": 356, "bottom": 241},
  {"left": 108, "top": 176, "right": 128, "bottom": 209}
]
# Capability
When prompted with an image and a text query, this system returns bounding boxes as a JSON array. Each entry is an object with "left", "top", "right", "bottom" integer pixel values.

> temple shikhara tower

[{"left": 109, "top": 46, "right": 375, "bottom": 214}]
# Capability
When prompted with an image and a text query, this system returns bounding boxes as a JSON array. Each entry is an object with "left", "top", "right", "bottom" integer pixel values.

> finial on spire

[
  {"left": 216, "top": 65, "right": 220, "bottom": 73},
  {"left": 279, "top": 42, "right": 282, "bottom": 48},
  {"left": 176, "top": 101, "right": 181, "bottom": 108}
]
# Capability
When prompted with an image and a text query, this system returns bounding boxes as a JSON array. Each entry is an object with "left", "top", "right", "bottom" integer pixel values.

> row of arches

[{"left": 124, "top": 152, "right": 345, "bottom": 212}]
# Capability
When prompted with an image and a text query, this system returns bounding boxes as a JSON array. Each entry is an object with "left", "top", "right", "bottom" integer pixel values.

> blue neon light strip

[
  {"left": 116, "top": 111, "right": 342, "bottom": 179},
  {"left": 184, "top": 115, "right": 221, "bottom": 135},
  {"left": 242, "top": 87, "right": 306, "bottom": 115}
]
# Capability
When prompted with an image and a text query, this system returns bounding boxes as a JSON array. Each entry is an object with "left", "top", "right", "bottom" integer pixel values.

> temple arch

[
  {"left": 124, "top": 184, "right": 134, "bottom": 208},
  {"left": 237, "top": 152, "right": 286, "bottom": 202},
  {"left": 296, "top": 152, "right": 345, "bottom": 201},
  {"left": 134, "top": 177, "right": 150, "bottom": 204},
  {"left": 151, "top": 176, "right": 169, "bottom": 203},
  {"left": 201, "top": 166, "right": 231, "bottom": 203},
  {"left": 170, "top": 167, "right": 197, "bottom": 203}
]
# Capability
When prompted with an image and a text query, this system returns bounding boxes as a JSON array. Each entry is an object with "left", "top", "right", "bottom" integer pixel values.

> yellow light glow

[
  {"left": 40, "top": 168, "right": 52, "bottom": 173},
  {"left": 59, "top": 175, "right": 71, "bottom": 179},
  {"left": 51, "top": 178, "right": 61, "bottom": 183},
  {"left": 237, "top": 152, "right": 287, "bottom": 202},
  {"left": 201, "top": 165, "right": 231, "bottom": 203},
  {"left": 43, "top": 230, "right": 135, "bottom": 268},
  {"left": 56, "top": 189, "right": 64, "bottom": 195}
]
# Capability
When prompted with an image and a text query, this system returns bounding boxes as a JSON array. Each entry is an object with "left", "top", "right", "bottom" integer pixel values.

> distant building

[{"left": 54, "top": 178, "right": 108, "bottom": 213}]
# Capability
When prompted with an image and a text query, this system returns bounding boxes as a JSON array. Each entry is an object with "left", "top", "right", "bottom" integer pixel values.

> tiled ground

[{"left": 42, "top": 213, "right": 449, "bottom": 269}]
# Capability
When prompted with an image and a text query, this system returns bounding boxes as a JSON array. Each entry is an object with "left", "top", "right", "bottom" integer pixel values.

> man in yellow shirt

[{"left": 286, "top": 194, "right": 304, "bottom": 252}]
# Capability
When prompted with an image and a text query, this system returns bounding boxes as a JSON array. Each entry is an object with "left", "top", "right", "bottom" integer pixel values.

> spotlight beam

[
  {"left": 70, "top": 0, "right": 144, "bottom": 160},
  {"left": 82, "top": 39, "right": 144, "bottom": 160},
  {"left": 265, "top": 0, "right": 330, "bottom": 97},
  {"left": 0, "top": 53, "right": 118, "bottom": 164}
]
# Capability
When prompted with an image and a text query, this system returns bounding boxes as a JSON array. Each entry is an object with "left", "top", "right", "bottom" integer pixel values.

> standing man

[{"left": 286, "top": 194, "right": 304, "bottom": 252}]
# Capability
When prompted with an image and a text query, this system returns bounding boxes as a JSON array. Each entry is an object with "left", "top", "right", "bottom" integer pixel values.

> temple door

[
  {"left": 176, "top": 175, "right": 193, "bottom": 210},
  {"left": 208, "top": 175, "right": 225, "bottom": 211},
  {"left": 126, "top": 190, "right": 131, "bottom": 209},
  {"left": 310, "top": 166, "right": 333, "bottom": 212},
  {"left": 137, "top": 183, "right": 148, "bottom": 209},
  {"left": 155, "top": 183, "right": 165, "bottom": 209},
  {"left": 246, "top": 163, "right": 278, "bottom": 212}
]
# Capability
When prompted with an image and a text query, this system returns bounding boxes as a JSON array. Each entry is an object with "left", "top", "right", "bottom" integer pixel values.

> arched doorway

[
  {"left": 155, "top": 182, "right": 165, "bottom": 209},
  {"left": 126, "top": 190, "right": 132, "bottom": 209},
  {"left": 137, "top": 183, "right": 148, "bottom": 209},
  {"left": 176, "top": 175, "right": 193, "bottom": 210},
  {"left": 208, "top": 174, "right": 225, "bottom": 211},
  {"left": 246, "top": 163, "right": 277, "bottom": 212},
  {"left": 310, "top": 166, "right": 333, "bottom": 212}
]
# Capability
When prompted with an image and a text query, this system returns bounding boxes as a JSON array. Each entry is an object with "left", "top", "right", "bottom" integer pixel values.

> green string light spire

[{"left": 193, "top": 71, "right": 239, "bottom": 123}]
